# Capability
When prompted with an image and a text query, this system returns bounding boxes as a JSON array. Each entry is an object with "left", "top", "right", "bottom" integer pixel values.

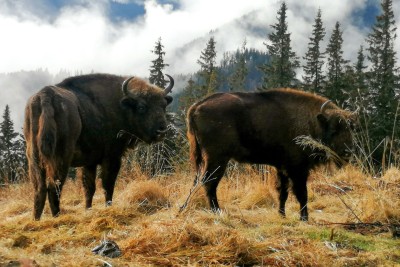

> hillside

[{"left": 0, "top": 161, "right": 399, "bottom": 266}]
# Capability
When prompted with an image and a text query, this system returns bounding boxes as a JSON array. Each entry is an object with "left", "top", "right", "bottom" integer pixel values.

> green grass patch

[{"left": 306, "top": 227, "right": 400, "bottom": 252}]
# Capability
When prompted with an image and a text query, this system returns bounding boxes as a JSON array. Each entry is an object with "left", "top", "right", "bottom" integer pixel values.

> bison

[
  {"left": 187, "top": 88, "right": 355, "bottom": 221},
  {"left": 24, "top": 73, "right": 174, "bottom": 220}
]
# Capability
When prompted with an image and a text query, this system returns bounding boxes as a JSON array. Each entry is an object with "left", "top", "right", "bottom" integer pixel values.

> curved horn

[
  {"left": 164, "top": 74, "right": 174, "bottom": 95},
  {"left": 122, "top": 76, "right": 135, "bottom": 96},
  {"left": 320, "top": 100, "right": 332, "bottom": 113}
]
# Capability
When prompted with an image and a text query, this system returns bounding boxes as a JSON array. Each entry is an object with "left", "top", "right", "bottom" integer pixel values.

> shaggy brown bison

[
  {"left": 24, "top": 73, "right": 174, "bottom": 220},
  {"left": 187, "top": 88, "right": 355, "bottom": 221}
]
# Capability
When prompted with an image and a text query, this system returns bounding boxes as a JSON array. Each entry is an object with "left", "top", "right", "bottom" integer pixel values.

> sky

[
  {"left": 0, "top": 0, "right": 399, "bottom": 130},
  {"left": 2, "top": 0, "right": 397, "bottom": 76}
]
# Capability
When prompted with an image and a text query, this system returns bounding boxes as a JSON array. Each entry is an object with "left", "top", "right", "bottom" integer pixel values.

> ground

[{"left": 0, "top": 163, "right": 399, "bottom": 266}]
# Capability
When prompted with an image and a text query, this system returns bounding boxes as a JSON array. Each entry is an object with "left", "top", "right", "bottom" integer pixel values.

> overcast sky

[
  {"left": 0, "top": 0, "right": 400, "bottom": 130},
  {"left": 1, "top": 0, "right": 398, "bottom": 75}
]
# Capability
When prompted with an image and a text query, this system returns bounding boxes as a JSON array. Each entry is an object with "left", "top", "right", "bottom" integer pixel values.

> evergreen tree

[
  {"left": 260, "top": 2, "right": 299, "bottom": 89},
  {"left": 197, "top": 36, "right": 217, "bottom": 97},
  {"left": 366, "top": 0, "right": 400, "bottom": 165},
  {"left": 149, "top": 37, "right": 169, "bottom": 88},
  {"left": 229, "top": 39, "right": 249, "bottom": 91},
  {"left": 354, "top": 45, "right": 368, "bottom": 94},
  {"left": 325, "top": 22, "right": 349, "bottom": 104},
  {"left": 207, "top": 70, "right": 218, "bottom": 95},
  {"left": 345, "top": 45, "right": 369, "bottom": 110},
  {"left": 0, "top": 105, "right": 22, "bottom": 183},
  {"left": 302, "top": 9, "right": 326, "bottom": 93},
  {"left": 178, "top": 77, "right": 199, "bottom": 118},
  {"left": 136, "top": 37, "right": 173, "bottom": 177}
]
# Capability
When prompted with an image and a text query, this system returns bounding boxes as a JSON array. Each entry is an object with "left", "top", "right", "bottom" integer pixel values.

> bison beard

[
  {"left": 187, "top": 88, "right": 355, "bottom": 221},
  {"left": 24, "top": 73, "right": 173, "bottom": 220}
]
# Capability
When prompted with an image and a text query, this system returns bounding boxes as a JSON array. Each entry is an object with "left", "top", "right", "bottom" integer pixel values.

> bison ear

[
  {"left": 120, "top": 97, "right": 137, "bottom": 109},
  {"left": 165, "top": 95, "right": 173, "bottom": 105},
  {"left": 317, "top": 113, "right": 329, "bottom": 129}
]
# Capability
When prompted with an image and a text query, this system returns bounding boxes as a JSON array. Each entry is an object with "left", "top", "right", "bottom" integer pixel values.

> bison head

[
  {"left": 317, "top": 101, "right": 356, "bottom": 163},
  {"left": 119, "top": 75, "right": 174, "bottom": 143}
]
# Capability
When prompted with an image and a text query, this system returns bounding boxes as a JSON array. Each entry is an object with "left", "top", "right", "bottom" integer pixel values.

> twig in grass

[
  {"left": 325, "top": 183, "right": 363, "bottom": 223},
  {"left": 97, "top": 258, "right": 112, "bottom": 267},
  {"left": 178, "top": 167, "right": 220, "bottom": 213},
  {"left": 316, "top": 221, "right": 391, "bottom": 227}
]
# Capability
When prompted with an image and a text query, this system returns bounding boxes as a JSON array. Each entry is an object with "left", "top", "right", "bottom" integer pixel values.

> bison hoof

[
  {"left": 211, "top": 208, "right": 222, "bottom": 215},
  {"left": 300, "top": 215, "right": 308, "bottom": 222},
  {"left": 106, "top": 201, "right": 113, "bottom": 207},
  {"left": 278, "top": 209, "right": 286, "bottom": 218}
]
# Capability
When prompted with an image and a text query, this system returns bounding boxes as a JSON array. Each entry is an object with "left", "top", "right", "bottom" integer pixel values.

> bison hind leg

[
  {"left": 47, "top": 165, "right": 69, "bottom": 217},
  {"left": 32, "top": 168, "right": 47, "bottom": 220},
  {"left": 199, "top": 159, "right": 228, "bottom": 212}
]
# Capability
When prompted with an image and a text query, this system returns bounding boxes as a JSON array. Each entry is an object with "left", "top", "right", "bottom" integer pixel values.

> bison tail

[
  {"left": 37, "top": 89, "right": 58, "bottom": 183},
  {"left": 186, "top": 105, "right": 202, "bottom": 172},
  {"left": 38, "top": 94, "right": 57, "bottom": 158}
]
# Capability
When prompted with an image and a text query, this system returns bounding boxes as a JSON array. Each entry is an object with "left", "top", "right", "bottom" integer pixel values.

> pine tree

[
  {"left": 366, "top": 0, "right": 400, "bottom": 164},
  {"left": 354, "top": 45, "right": 368, "bottom": 93},
  {"left": 136, "top": 37, "right": 172, "bottom": 177},
  {"left": 179, "top": 77, "right": 199, "bottom": 118},
  {"left": 197, "top": 36, "right": 217, "bottom": 97},
  {"left": 340, "top": 46, "right": 369, "bottom": 111},
  {"left": 0, "top": 105, "right": 21, "bottom": 183},
  {"left": 260, "top": 2, "right": 299, "bottom": 89},
  {"left": 229, "top": 39, "right": 249, "bottom": 92},
  {"left": 325, "top": 22, "right": 349, "bottom": 103},
  {"left": 207, "top": 70, "right": 218, "bottom": 95},
  {"left": 302, "top": 9, "right": 326, "bottom": 93},
  {"left": 149, "top": 37, "right": 169, "bottom": 88}
]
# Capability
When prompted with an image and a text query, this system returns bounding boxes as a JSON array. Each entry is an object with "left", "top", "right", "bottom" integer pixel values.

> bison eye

[{"left": 137, "top": 103, "right": 147, "bottom": 113}]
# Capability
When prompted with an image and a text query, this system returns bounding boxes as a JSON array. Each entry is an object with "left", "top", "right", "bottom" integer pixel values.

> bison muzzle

[
  {"left": 24, "top": 73, "right": 174, "bottom": 220},
  {"left": 187, "top": 88, "right": 355, "bottom": 221}
]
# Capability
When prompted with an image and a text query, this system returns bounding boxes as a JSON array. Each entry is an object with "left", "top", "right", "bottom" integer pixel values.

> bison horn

[
  {"left": 122, "top": 76, "right": 135, "bottom": 96},
  {"left": 164, "top": 74, "right": 174, "bottom": 95},
  {"left": 320, "top": 100, "right": 332, "bottom": 113}
]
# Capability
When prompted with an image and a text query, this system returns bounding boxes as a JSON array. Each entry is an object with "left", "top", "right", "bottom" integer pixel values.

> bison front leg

[
  {"left": 100, "top": 159, "right": 121, "bottom": 206},
  {"left": 290, "top": 168, "right": 309, "bottom": 221},
  {"left": 79, "top": 165, "right": 97, "bottom": 209},
  {"left": 276, "top": 169, "right": 290, "bottom": 218}
]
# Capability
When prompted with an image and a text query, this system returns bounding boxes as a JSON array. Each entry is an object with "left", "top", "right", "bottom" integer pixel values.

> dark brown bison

[
  {"left": 24, "top": 73, "right": 174, "bottom": 220},
  {"left": 187, "top": 88, "right": 355, "bottom": 221}
]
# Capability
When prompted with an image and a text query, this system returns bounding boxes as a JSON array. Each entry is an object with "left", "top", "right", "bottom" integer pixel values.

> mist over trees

[{"left": 0, "top": 0, "right": 399, "bottom": 181}]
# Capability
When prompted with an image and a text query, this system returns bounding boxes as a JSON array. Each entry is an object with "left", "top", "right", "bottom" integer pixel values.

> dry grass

[{"left": 0, "top": 163, "right": 400, "bottom": 267}]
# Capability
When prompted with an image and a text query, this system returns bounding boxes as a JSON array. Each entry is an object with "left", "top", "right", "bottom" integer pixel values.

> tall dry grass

[{"left": 0, "top": 158, "right": 399, "bottom": 266}]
